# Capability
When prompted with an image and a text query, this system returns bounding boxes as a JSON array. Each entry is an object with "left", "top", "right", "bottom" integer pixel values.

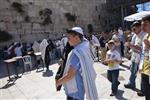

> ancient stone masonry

[
  {"left": 0, "top": 0, "right": 133, "bottom": 45},
  {"left": 0, "top": 0, "right": 100, "bottom": 44}
]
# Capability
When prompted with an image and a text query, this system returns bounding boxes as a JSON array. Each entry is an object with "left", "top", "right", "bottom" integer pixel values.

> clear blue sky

[{"left": 137, "top": 1, "right": 150, "bottom": 12}]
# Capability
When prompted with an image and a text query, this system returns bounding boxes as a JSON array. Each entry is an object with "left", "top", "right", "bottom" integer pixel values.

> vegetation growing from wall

[
  {"left": 65, "top": 13, "right": 76, "bottom": 22},
  {"left": 39, "top": 8, "right": 52, "bottom": 26},
  {"left": 0, "top": 30, "right": 12, "bottom": 42},
  {"left": 6, "top": 0, "right": 10, "bottom": 2},
  {"left": 24, "top": 15, "right": 30, "bottom": 22},
  {"left": 11, "top": 2, "right": 25, "bottom": 14},
  {"left": 11, "top": 2, "right": 31, "bottom": 23},
  {"left": 87, "top": 24, "right": 93, "bottom": 33}
]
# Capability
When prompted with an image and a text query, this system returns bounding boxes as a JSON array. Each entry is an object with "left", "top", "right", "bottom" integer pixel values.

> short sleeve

[
  {"left": 115, "top": 51, "right": 121, "bottom": 61},
  {"left": 70, "top": 53, "right": 80, "bottom": 70}
]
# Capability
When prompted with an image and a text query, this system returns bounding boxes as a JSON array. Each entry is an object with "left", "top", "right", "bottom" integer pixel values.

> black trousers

[
  {"left": 120, "top": 41, "right": 124, "bottom": 57},
  {"left": 67, "top": 96, "right": 78, "bottom": 100},
  {"left": 142, "top": 73, "right": 150, "bottom": 100}
]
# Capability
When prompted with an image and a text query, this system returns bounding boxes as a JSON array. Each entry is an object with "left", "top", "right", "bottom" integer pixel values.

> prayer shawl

[
  {"left": 63, "top": 40, "right": 99, "bottom": 100},
  {"left": 92, "top": 35, "right": 100, "bottom": 47},
  {"left": 40, "top": 39, "right": 48, "bottom": 62},
  {"left": 32, "top": 41, "right": 40, "bottom": 53}
]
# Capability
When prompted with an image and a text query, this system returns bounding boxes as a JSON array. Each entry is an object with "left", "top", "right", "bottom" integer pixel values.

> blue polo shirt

[{"left": 64, "top": 53, "right": 85, "bottom": 100}]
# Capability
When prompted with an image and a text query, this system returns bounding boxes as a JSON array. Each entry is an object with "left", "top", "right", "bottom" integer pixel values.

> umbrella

[{"left": 124, "top": 11, "right": 150, "bottom": 21}]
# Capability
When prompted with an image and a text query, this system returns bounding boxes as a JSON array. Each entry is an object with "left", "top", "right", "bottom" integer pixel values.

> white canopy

[{"left": 124, "top": 11, "right": 150, "bottom": 21}]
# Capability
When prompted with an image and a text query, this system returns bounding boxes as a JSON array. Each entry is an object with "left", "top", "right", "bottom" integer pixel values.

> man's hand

[
  {"left": 139, "top": 69, "right": 142, "bottom": 73},
  {"left": 58, "top": 59, "right": 63, "bottom": 66},
  {"left": 55, "top": 80, "right": 60, "bottom": 88},
  {"left": 144, "top": 39, "right": 150, "bottom": 50},
  {"left": 105, "top": 59, "right": 114, "bottom": 64},
  {"left": 55, "top": 66, "right": 76, "bottom": 89},
  {"left": 125, "top": 42, "right": 131, "bottom": 47}
]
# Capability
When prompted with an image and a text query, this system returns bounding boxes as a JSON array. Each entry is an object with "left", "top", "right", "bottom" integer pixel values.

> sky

[{"left": 137, "top": 1, "right": 150, "bottom": 12}]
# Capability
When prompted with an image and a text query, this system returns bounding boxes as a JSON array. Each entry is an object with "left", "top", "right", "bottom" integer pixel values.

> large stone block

[{"left": 0, "top": 0, "right": 109, "bottom": 45}]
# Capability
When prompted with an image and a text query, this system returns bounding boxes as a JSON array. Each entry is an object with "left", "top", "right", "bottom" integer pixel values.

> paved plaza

[{"left": 0, "top": 58, "right": 144, "bottom": 100}]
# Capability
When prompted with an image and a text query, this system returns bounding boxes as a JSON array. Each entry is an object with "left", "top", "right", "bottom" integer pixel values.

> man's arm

[
  {"left": 144, "top": 39, "right": 150, "bottom": 50},
  {"left": 139, "top": 42, "right": 145, "bottom": 73},
  {"left": 127, "top": 42, "right": 141, "bottom": 53},
  {"left": 56, "top": 66, "right": 76, "bottom": 87}
]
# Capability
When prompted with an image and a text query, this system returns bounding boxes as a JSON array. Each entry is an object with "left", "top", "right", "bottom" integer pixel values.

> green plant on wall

[
  {"left": 6, "top": 0, "right": 10, "bottom": 2},
  {"left": 65, "top": 13, "right": 76, "bottom": 22},
  {"left": 43, "top": 8, "right": 52, "bottom": 16},
  {"left": 42, "top": 16, "right": 52, "bottom": 26},
  {"left": 11, "top": 2, "right": 31, "bottom": 23},
  {"left": 24, "top": 15, "right": 30, "bottom": 23},
  {"left": 0, "top": 30, "right": 12, "bottom": 42},
  {"left": 87, "top": 24, "right": 93, "bottom": 33},
  {"left": 11, "top": 2, "right": 25, "bottom": 14},
  {"left": 39, "top": 8, "right": 52, "bottom": 26}
]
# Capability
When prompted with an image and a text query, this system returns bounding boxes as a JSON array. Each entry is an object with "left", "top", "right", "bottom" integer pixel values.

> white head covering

[
  {"left": 32, "top": 41, "right": 40, "bottom": 53},
  {"left": 68, "top": 27, "right": 84, "bottom": 35},
  {"left": 40, "top": 39, "right": 48, "bottom": 61}
]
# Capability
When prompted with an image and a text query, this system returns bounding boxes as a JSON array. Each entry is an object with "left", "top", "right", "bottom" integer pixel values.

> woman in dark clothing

[{"left": 45, "top": 39, "right": 56, "bottom": 71}]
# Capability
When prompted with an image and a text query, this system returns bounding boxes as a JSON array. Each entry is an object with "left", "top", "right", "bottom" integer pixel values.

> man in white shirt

[
  {"left": 60, "top": 34, "right": 68, "bottom": 55},
  {"left": 88, "top": 34, "right": 100, "bottom": 61},
  {"left": 124, "top": 22, "right": 146, "bottom": 93}
]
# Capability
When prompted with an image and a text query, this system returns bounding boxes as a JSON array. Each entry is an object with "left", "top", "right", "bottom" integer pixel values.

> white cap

[
  {"left": 69, "top": 27, "right": 84, "bottom": 35},
  {"left": 63, "top": 34, "right": 66, "bottom": 36}
]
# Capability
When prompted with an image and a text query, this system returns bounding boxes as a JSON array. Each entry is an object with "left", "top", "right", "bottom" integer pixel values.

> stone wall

[{"left": 0, "top": 0, "right": 108, "bottom": 47}]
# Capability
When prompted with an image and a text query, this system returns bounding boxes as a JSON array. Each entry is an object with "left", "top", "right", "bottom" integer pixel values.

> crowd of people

[
  {"left": 55, "top": 15, "right": 150, "bottom": 100},
  {"left": 0, "top": 15, "right": 150, "bottom": 100}
]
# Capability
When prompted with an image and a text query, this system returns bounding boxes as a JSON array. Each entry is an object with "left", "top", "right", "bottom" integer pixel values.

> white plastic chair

[
  {"left": 22, "top": 55, "right": 32, "bottom": 72},
  {"left": 35, "top": 52, "right": 44, "bottom": 70}
]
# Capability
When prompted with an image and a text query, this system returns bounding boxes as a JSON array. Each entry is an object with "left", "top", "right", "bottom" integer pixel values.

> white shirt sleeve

[
  {"left": 92, "top": 35, "right": 100, "bottom": 47},
  {"left": 139, "top": 42, "right": 145, "bottom": 70},
  {"left": 114, "top": 51, "right": 121, "bottom": 61}
]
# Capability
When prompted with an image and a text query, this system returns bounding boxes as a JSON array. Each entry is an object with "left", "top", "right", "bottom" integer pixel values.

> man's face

[
  {"left": 67, "top": 34, "right": 78, "bottom": 46},
  {"left": 131, "top": 26, "right": 141, "bottom": 34},
  {"left": 113, "top": 30, "right": 118, "bottom": 34},
  {"left": 108, "top": 43, "right": 114, "bottom": 50},
  {"left": 142, "top": 20, "right": 150, "bottom": 33}
]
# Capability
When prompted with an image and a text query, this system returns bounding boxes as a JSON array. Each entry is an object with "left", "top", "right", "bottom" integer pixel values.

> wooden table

[
  {"left": 4, "top": 58, "right": 17, "bottom": 81},
  {"left": 27, "top": 51, "right": 33, "bottom": 55},
  {"left": 13, "top": 56, "right": 24, "bottom": 74},
  {"left": 34, "top": 52, "right": 41, "bottom": 56},
  {"left": 4, "top": 56, "right": 23, "bottom": 81},
  {"left": 13, "top": 56, "right": 23, "bottom": 60}
]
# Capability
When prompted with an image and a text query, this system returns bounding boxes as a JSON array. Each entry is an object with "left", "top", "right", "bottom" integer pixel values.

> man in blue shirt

[
  {"left": 56, "top": 27, "right": 98, "bottom": 100},
  {"left": 65, "top": 53, "right": 85, "bottom": 100}
]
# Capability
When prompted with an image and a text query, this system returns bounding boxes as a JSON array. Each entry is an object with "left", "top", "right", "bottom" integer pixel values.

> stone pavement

[{"left": 0, "top": 58, "right": 145, "bottom": 100}]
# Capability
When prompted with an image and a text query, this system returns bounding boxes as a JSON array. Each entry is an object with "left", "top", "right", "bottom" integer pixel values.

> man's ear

[{"left": 74, "top": 35, "right": 78, "bottom": 39}]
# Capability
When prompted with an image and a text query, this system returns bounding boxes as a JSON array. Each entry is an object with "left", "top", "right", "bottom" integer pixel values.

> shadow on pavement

[
  {"left": 42, "top": 70, "right": 53, "bottom": 77},
  {"left": 36, "top": 68, "right": 44, "bottom": 73},
  {"left": 119, "top": 68, "right": 126, "bottom": 71},
  {"left": 101, "top": 73, "right": 125, "bottom": 81},
  {"left": 0, "top": 79, "right": 16, "bottom": 89},
  {"left": 120, "top": 63, "right": 130, "bottom": 69},
  {"left": 133, "top": 88, "right": 141, "bottom": 92},
  {"left": 115, "top": 89, "right": 128, "bottom": 100}
]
